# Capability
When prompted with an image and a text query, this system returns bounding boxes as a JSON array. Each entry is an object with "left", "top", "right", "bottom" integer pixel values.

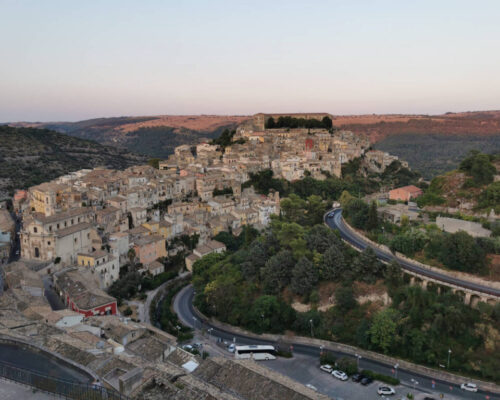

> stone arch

[
  {"left": 426, "top": 281, "right": 438, "bottom": 294},
  {"left": 469, "top": 294, "right": 481, "bottom": 308},
  {"left": 453, "top": 289, "right": 465, "bottom": 301},
  {"left": 486, "top": 298, "right": 497, "bottom": 306}
]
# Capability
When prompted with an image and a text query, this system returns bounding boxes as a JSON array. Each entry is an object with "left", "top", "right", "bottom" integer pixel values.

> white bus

[{"left": 234, "top": 345, "right": 276, "bottom": 361}]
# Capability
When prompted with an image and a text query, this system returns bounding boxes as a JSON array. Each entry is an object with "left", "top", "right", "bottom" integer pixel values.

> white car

[
  {"left": 377, "top": 386, "right": 396, "bottom": 395},
  {"left": 460, "top": 383, "right": 478, "bottom": 392},
  {"left": 305, "top": 384, "right": 318, "bottom": 392},
  {"left": 332, "top": 370, "right": 348, "bottom": 381},
  {"left": 227, "top": 344, "right": 235, "bottom": 353},
  {"left": 320, "top": 364, "right": 333, "bottom": 373}
]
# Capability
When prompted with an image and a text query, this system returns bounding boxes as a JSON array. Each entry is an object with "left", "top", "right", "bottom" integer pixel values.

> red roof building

[{"left": 389, "top": 185, "right": 423, "bottom": 202}]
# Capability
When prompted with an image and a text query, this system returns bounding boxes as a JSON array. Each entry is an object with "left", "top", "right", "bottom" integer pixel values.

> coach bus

[{"left": 234, "top": 345, "right": 276, "bottom": 360}]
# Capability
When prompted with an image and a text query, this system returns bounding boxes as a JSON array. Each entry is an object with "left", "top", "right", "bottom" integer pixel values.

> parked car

[
  {"left": 377, "top": 386, "right": 396, "bottom": 395},
  {"left": 305, "top": 384, "right": 318, "bottom": 392},
  {"left": 332, "top": 370, "right": 348, "bottom": 381},
  {"left": 227, "top": 344, "right": 235, "bottom": 353},
  {"left": 351, "top": 373, "right": 364, "bottom": 382},
  {"left": 360, "top": 376, "right": 373, "bottom": 385},
  {"left": 460, "top": 383, "right": 478, "bottom": 392},
  {"left": 320, "top": 364, "right": 333, "bottom": 373},
  {"left": 192, "top": 342, "right": 203, "bottom": 349},
  {"left": 182, "top": 344, "right": 193, "bottom": 351}
]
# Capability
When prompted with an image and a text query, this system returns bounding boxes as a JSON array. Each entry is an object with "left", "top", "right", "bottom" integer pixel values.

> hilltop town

[{"left": 0, "top": 113, "right": 409, "bottom": 398}]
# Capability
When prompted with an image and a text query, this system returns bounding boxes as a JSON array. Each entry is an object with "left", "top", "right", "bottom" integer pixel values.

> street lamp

[
  {"left": 192, "top": 316, "right": 197, "bottom": 329},
  {"left": 411, "top": 378, "right": 419, "bottom": 391},
  {"left": 394, "top": 363, "right": 399, "bottom": 379},
  {"left": 309, "top": 319, "right": 314, "bottom": 338},
  {"left": 355, "top": 354, "right": 362, "bottom": 370},
  {"left": 447, "top": 349, "right": 452, "bottom": 369}
]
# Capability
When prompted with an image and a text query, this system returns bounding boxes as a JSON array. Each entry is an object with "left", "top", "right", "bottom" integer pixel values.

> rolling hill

[
  {"left": 12, "top": 115, "right": 249, "bottom": 159},
  {"left": 0, "top": 125, "right": 146, "bottom": 199}
]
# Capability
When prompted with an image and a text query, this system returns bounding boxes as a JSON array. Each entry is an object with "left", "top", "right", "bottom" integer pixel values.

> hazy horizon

[{"left": 2, "top": 0, "right": 500, "bottom": 121}]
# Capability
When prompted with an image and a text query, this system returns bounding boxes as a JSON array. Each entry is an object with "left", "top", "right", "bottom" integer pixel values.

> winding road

[
  {"left": 327, "top": 209, "right": 500, "bottom": 298},
  {"left": 174, "top": 285, "right": 499, "bottom": 400}
]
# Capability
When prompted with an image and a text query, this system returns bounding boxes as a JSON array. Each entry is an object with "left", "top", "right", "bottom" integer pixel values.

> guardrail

[{"left": 0, "top": 360, "right": 128, "bottom": 400}]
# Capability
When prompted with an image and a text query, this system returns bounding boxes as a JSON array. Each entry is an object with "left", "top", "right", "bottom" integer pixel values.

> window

[
  {"left": 71, "top": 219, "right": 74, "bottom": 225},
  {"left": 34, "top": 247, "right": 40, "bottom": 258},
  {"left": 57, "top": 224, "right": 60, "bottom": 229},
  {"left": 74, "top": 238, "right": 78, "bottom": 244},
  {"left": 47, "top": 241, "right": 51, "bottom": 246},
  {"left": 64, "top": 222, "right": 67, "bottom": 227},
  {"left": 33, "top": 227, "right": 38, "bottom": 233},
  {"left": 49, "top": 225, "right": 52, "bottom": 232}
]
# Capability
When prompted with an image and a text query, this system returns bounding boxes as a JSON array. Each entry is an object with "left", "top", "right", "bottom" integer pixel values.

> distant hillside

[
  {"left": 12, "top": 115, "right": 249, "bottom": 159},
  {"left": 374, "top": 133, "right": 500, "bottom": 178},
  {"left": 0, "top": 126, "right": 146, "bottom": 198},
  {"left": 332, "top": 111, "right": 500, "bottom": 178},
  {"left": 9, "top": 111, "right": 500, "bottom": 177}
]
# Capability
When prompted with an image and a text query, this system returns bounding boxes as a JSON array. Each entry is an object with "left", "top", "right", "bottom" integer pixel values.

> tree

[
  {"left": 339, "top": 190, "right": 354, "bottom": 208},
  {"left": 262, "top": 250, "right": 295, "bottom": 294},
  {"left": 290, "top": 257, "right": 318, "bottom": 296},
  {"left": 322, "top": 116, "right": 333, "bottom": 130},
  {"left": 306, "top": 195, "right": 326, "bottom": 225},
  {"left": 384, "top": 260, "right": 403, "bottom": 288},
  {"left": 439, "top": 230, "right": 486, "bottom": 273},
  {"left": 335, "top": 286, "right": 358, "bottom": 312},
  {"left": 241, "top": 241, "right": 267, "bottom": 281},
  {"left": 343, "top": 198, "right": 369, "bottom": 229},
  {"left": 147, "top": 158, "right": 161, "bottom": 169},
  {"left": 266, "top": 117, "right": 276, "bottom": 129},
  {"left": 280, "top": 194, "right": 307, "bottom": 223},
  {"left": 321, "top": 244, "right": 348, "bottom": 281},
  {"left": 366, "top": 201, "right": 378, "bottom": 231},
  {"left": 352, "top": 247, "right": 384, "bottom": 283},
  {"left": 459, "top": 151, "right": 496, "bottom": 186},
  {"left": 305, "top": 225, "right": 340, "bottom": 253},
  {"left": 369, "top": 308, "right": 400, "bottom": 353},
  {"left": 248, "top": 295, "right": 296, "bottom": 333}
]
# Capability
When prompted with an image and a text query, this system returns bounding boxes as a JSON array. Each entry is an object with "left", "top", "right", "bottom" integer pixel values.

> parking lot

[{"left": 264, "top": 353, "right": 464, "bottom": 400}]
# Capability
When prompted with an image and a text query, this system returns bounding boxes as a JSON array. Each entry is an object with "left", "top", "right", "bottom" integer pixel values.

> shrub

[
  {"left": 123, "top": 306, "right": 133, "bottom": 316},
  {"left": 336, "top": 357, "right": 358, "bottom": 375},
  {"left": 276, "top": 349, "right": 293, "bottom": 358},
  {"left": 320, "top": 351, "right": 337, "bottom": 365},
  {"left": 361, "top": 369, "right": 400, "bottom": 385}
]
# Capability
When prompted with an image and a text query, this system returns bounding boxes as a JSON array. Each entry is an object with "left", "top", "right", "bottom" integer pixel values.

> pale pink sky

[{"left": 1, "top": 0, "right": 500, "bottom": 121}]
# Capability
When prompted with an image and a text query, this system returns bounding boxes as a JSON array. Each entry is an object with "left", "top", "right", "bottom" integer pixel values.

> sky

[{"left": 1, "top": 0, "right": 500, "bottom": 121}]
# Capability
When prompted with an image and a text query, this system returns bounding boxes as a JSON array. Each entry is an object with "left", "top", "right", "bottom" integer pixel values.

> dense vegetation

[
  {"left": 416, "top": 151, "right": 500, "bottom": 214},
  {"left": 124, "top": 125, "right": 234, "bottom": 158},
  {"left": 192, "top": 161, "right": 500, "bottom": 382},
  {"left": 0, "top": 125, "right": 145, "bottom": 198},
  {"left": 374, "top": 133, "right": 500, "bottom": 178},
  {"left": 342, "top": 195, "right": 499, "bottom": 275},
  {"left": 265, "top": 116, "right": 333, "bottom": 130},
  {"left": 192, "top": 201, "right": 500, "bottom": 382}
]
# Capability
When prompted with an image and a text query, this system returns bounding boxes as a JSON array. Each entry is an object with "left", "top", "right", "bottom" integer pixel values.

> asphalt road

[
  {"left": 327, "top": 209, "right": 500, "bottom": 297},
  {"left": 174, "top": 284, "right": 499, "bottom": 400}
]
